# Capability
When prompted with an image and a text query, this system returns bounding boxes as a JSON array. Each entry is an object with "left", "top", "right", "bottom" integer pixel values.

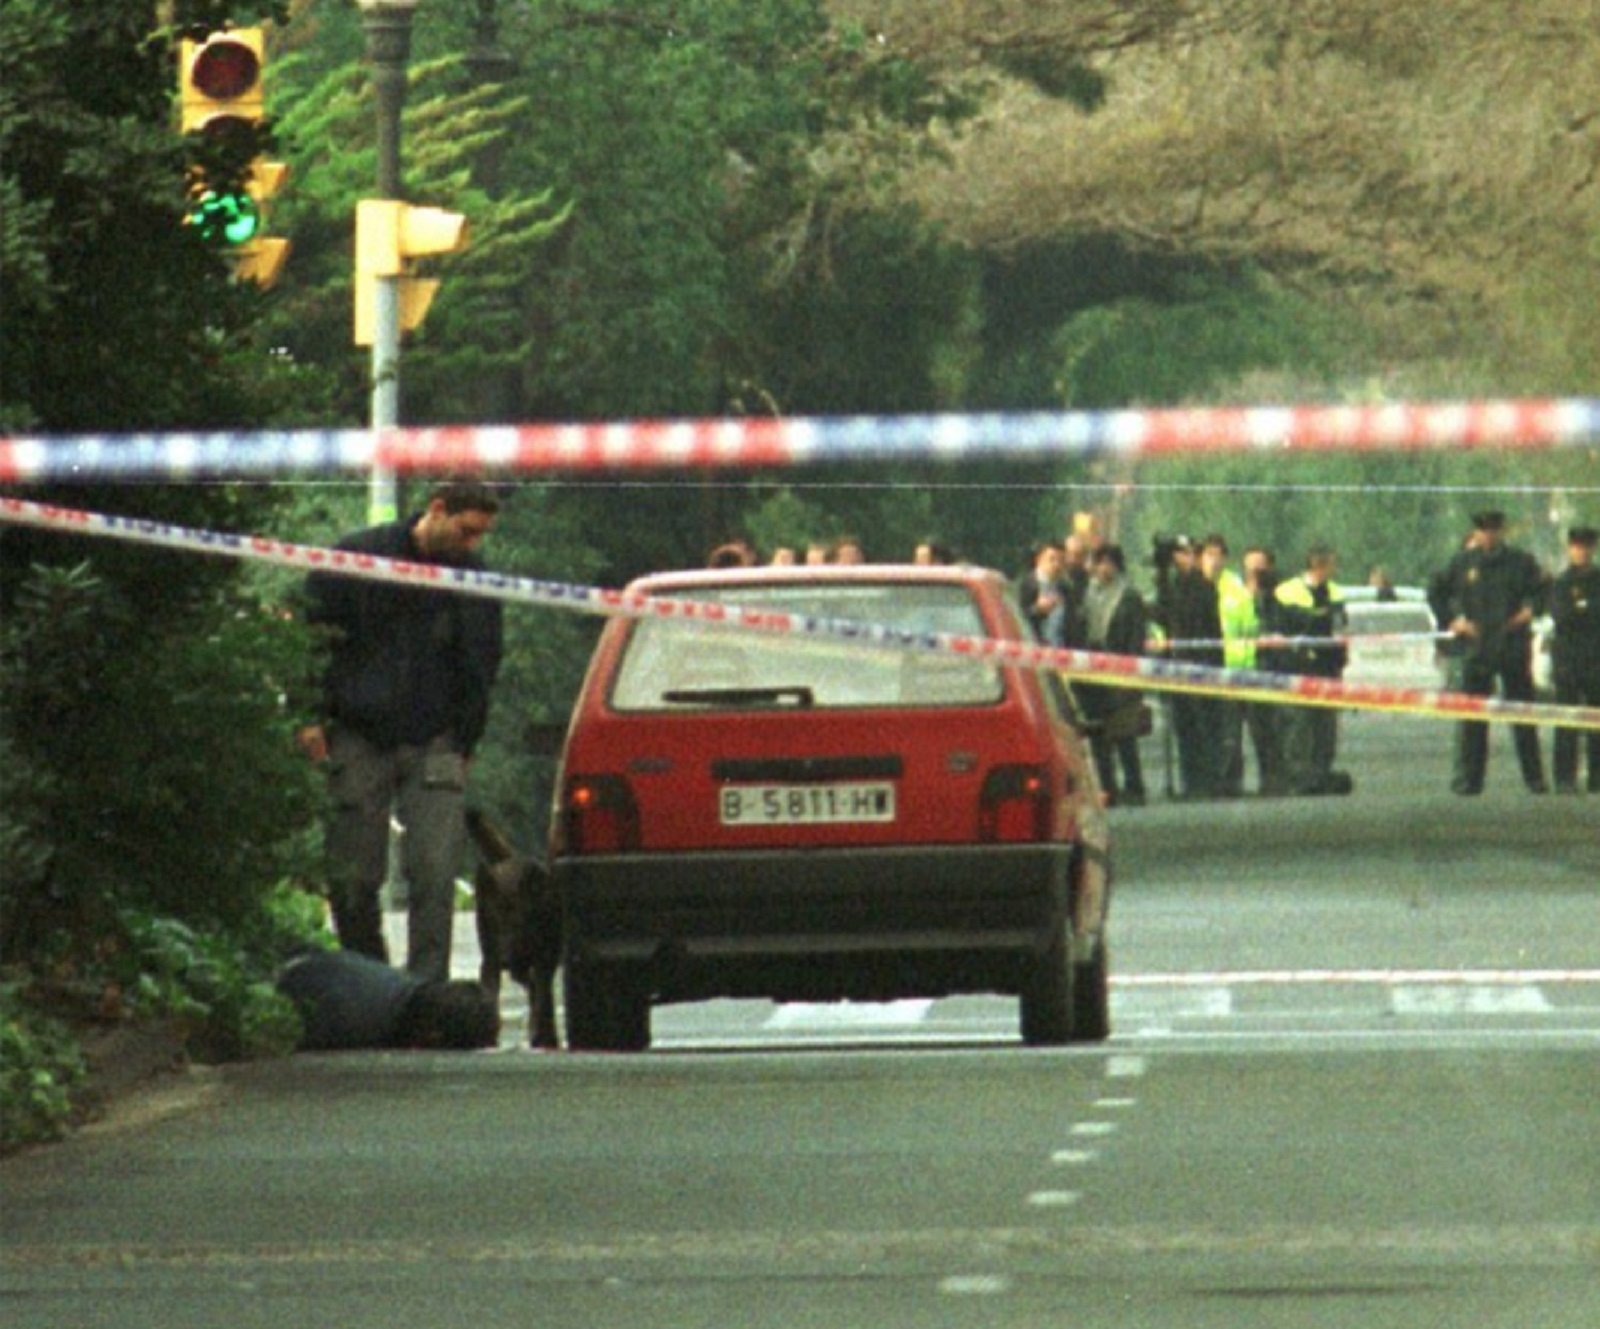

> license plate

[{"left": 719, "top": 782, "right": 896, "bottom": 826}]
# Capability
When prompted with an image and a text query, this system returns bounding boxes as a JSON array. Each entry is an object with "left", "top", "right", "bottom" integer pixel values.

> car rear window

[{"left": 610, "top": 582, "right": 1005, "bottom": 711}]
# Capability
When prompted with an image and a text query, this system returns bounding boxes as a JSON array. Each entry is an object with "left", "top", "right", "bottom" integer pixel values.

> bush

[
  {"left": 0, "top": 987, "right": 87, "bottom": 1151},
  {"left": 0, "top": 883, "right": 331, "bottom": 1153}
]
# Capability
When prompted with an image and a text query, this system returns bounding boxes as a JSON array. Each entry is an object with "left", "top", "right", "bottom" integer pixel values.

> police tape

[
  {"left": 4, "top": 495, "right": 1597, "bottom": 732},
  {"left": 4, "top": 397, "right": 1600, "bottom": 482},
  {"left": 1157, "top": 632, "right": 1451, "bottom": 651}
]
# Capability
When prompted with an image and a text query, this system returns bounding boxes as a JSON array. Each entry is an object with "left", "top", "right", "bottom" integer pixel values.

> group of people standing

[
  {"left": 1019, "top": 511, "right": 1600, "bottom": 806},
  {"left": 1021, "top": 531, "right": 1352, "bottom": 805},
  {"left": 1427, "top": 512, "right": 1599, "bottom": 796}
]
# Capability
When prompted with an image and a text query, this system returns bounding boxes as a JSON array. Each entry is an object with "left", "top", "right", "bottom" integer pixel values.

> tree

[{"left": 1, "top": 2, "right": 322, "bottom": 964}]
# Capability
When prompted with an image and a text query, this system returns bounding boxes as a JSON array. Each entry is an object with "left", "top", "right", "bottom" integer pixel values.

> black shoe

[
  {"left": 1451, "top": 780, "right": 1482, "bottom": 796},
  {"left": 1555, "top": 782, "right": 1579, "bottom": 795},
  {"left": 1120, "top": 790, "right": 1147, "bottom": 807},
  {"left": 1526, "top": 780, "right": 1548, "bottom": 795}
]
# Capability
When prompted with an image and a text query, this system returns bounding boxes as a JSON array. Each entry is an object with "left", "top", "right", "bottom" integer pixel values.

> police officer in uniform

[
  {"left": 1550, "top": 526, "right": 1600, "bottom": 793},
  {"left": 1427, "top": 511, "right": 1547, "bottom": 794}
]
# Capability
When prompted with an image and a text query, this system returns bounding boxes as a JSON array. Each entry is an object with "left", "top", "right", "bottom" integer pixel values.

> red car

[{"left": 549, "top": 563, "right": 1112, "bottom": 1050}]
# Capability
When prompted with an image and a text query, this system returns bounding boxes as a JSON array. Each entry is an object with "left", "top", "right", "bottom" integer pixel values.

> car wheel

[
  {"left": 563, "top": 953, "right": 651, "bottom": 1052},
  {"left": 1019, "top": 917, "right": 1074, "bottom": 1045},
  {"left": 1071, "top": 942, "right": 1111, "bottom": 1043}
]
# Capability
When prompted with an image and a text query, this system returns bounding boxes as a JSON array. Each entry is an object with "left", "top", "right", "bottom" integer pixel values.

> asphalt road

[{"left": 3, "top": 715, "right": 1596, "bottom": 1328}]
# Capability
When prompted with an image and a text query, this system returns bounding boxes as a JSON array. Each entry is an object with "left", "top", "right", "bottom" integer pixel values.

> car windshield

[{"left": 610, "top": 582, "right": 1005, "bottom": 710}]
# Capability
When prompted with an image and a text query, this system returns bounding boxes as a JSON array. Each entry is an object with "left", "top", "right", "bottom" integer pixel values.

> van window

[{"left": 610, "top": 583, "right": 1005, "bottom": 711}]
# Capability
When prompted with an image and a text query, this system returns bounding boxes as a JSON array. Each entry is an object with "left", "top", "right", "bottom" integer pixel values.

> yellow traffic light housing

[
  {"left": 354, "top": 199, "right": 471, "bottom": 344},
  {"left": 179, "top": 28, "right": 290, "bottom": 288}
]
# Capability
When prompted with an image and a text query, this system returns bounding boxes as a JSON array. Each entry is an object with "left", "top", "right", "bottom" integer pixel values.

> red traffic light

[{"left": 190, "top": 38, "right": 260, "bottom": 101}]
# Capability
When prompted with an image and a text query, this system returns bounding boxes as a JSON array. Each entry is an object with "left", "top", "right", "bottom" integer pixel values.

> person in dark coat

[
  {"left": 1549, "top": 526, "right": 1600, "bottom": 793},
  {"left": 1427, "top": 511, "right": 1547, "bottom": 794},
  {"left": 276, "top": 949, "right": 499, "bottom": 1051},
  {"left": 1166, "top": 537, "right": 1228, "bottom": 798},
  {"left": 1018, "top": 540, "right": 1081, "bottom": 648},
  {"left": 1079, "top": 544, "right": 1148, "bottom": 805},
  {"left": 296, "top": 481, "right": 505, "bottom": 980}
]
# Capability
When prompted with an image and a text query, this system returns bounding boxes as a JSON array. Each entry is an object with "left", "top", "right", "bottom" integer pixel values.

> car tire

[
  {"left": 1071, "top": 942, "right": 1111, "bottom": 1043},
  {"left": 563, "top": 952, "right": 651, "bottom": 1052},
  {"left": 1019, "top": 917, "right": 1074, "bottom": 1046}
]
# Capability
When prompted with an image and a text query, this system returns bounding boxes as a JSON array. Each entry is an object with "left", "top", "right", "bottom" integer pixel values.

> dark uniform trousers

[
  {"left": 1452, "top": 648, "right": 1544, "bottom": 792},
  {"left": 1551, "top": 565, "right": 1600, "bottom": 790},
  {"left": 1553, "top": 672, "right": 1600, "bottom": 790}
]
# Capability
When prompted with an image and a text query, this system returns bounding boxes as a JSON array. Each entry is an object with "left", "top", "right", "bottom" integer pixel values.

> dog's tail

[{"left": 464, "top": 807, "right": 518, "bottom": 868}]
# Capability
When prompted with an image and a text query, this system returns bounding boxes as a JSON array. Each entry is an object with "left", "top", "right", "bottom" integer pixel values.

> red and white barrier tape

[
  {"left": 4, "top": 496, "right": 1597, "bottom": 730},
  {"left": 1157, "top": 632, "right": 1451, "bottom": 651},
  {"left": 3, "top": 398, "right": 1600, "bottom": 481}
]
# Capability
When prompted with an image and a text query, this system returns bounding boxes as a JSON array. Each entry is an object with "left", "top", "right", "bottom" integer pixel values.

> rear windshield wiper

[{"left": 660, "top": 686, "right": 815, "bottom": 708}]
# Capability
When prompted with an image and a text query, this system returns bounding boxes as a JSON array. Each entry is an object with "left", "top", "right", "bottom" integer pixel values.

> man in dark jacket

[
  {"left": 1550, "top": 526, "right": 1600, "bottom": 793},
  {"left": 1427, "top": 511, "right": 1546, "bottom": 794},
  {"left": 1019, "top": 540, "right": 1081, "bottom": 647},
  {"left": 1079, "top": 544, "right": 1148, "bottom": 805},
  {"left": 1166, "top": 537, "right": 1227, "bottom": 798},
  {"left": 297, "top": 481, "right": 505, "bottom": 980},
  {"left": 277, "top": 949, "right": 499, "bottom": 1051}
]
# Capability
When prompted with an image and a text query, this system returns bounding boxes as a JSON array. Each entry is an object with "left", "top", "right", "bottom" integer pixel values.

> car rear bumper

[{"left": 554, "top": 842, "right": 1077, "bottom": 1002}]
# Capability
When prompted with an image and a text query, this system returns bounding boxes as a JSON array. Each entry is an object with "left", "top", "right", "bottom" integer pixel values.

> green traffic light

[{"left": 187, "top": 190, "right": 260, "bottom": 246}]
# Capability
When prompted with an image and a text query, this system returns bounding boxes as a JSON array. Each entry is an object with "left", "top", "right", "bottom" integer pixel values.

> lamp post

[{"left": 355, "top": 0, "right": 420, "bottom": 524}]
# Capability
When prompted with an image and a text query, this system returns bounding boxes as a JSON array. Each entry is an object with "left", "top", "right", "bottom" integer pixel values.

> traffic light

[
  {"left": 354, "top": 199, "right": 471, "bottom": 344},
  {"left": 179, "top": 27, "right": 290, "bottom": 287}
]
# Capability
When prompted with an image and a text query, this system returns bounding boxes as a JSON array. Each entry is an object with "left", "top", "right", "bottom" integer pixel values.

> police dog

[{"left": 464, "top": 808, "right": 561, "bottom": 1049}]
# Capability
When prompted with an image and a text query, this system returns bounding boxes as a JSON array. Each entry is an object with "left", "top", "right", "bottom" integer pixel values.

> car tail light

[
  {"left": 563, "top": 774, "right": 640, "bottom": 853},
  {"left": 979, "top": 764, "right": 1052, "bottom": 842}
]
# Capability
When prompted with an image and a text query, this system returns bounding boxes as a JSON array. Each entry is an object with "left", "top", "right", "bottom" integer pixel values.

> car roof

[{"left": 625, "top": 563, "right": 1010, "bottom": 596}]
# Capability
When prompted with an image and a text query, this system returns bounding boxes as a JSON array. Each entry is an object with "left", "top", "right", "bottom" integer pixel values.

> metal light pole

[{"left": 356, "top": 0, "right": 420, "bottom": 525}]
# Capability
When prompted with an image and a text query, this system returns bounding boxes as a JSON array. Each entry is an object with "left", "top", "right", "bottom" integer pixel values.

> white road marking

[
  {"left": 1070, "top": 1121, "right": 1117, "bottom": 1137},
  {"left": 1390, "top": 985, "right": 1553, "bottom": 1015},
  {"left": 1093, "top": 1097, "right": 1138, "bottom": 1109},
  {"left": 1105, "top": 1054, "right": 1147, "bottom": 1078},
  {"left": 1025, "top": 1190, "right": 1082, "bottom": 1208},
  {"left": 1116, "top": 969, "right": 1600, "bottom": 986},
  {"left": 939, "top": 1275, "right": 1010, "bottom": 1295},
  {"left": 1118, "top": 985, "right": 1234, "bottom": 1019},
  {"left": 764, "top": 1000, "right": 934, "bottom": 1029},
  {"left": 1050, "top": 1149, "right": 1098, "bottom": 1166}
]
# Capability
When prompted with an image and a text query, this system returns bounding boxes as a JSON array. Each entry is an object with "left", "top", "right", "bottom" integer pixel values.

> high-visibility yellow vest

[{"left": 1217, "top": 569, "right": 1257, "bottom": 669}]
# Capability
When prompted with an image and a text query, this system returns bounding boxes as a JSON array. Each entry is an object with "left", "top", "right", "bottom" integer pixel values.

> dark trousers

[
  {"left": 1452, "top": 654, "right": 1544, "bottom": 791},
  {"left": 1222, "top": 701, "right": 1284, "bottom": 795},
  {"left": 1552, "top": 672, "right": 1600, "bottom": 790},
  {"left": 325, "top": 730, "right": 468, "bottom": 982},
  {"left": 1171, "top": 694, "right": 1225, "bottom": 797},
  {"left": 1090, "top": 733, "right": 1146, "bottom": 801},
  {"left": 1280, "top": 705, "right": 1339, "bottom": 793}
]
